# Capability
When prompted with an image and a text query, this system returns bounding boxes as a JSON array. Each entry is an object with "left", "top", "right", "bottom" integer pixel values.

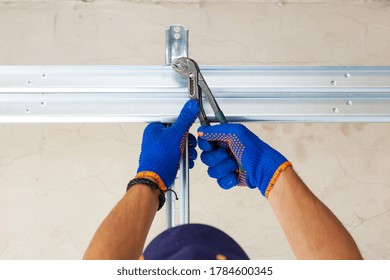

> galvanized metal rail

[{"left": 1, "top": 65, "right": 390, "bottom": 123}]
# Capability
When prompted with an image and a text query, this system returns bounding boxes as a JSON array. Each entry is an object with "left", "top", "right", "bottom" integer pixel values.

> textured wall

[{"left": 0, "top": 0, "right": 390, "bottom": 259}]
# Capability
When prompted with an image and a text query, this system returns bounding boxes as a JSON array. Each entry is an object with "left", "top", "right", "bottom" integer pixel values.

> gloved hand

[
  {"left": 198, "top": 123, "right": 291, "bottom": 197},
  {"left": 137, "top": 99, "right": 199, "bottom": 191}
]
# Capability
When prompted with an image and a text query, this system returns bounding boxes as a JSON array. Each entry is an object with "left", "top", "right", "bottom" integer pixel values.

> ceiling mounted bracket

[
  {"left": 165, "top": 25, "right": 190, "bottom": 228},
  {"left": 165, "top": 25, "right": 189, "bottom": 65}
]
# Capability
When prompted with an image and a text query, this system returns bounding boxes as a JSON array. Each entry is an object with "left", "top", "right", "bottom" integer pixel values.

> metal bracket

[
  {"left": 165, "top": 25, "right": 188, "bottom": 65},
  {"left": 165, "top": 25, "right": 190, "bottom": 228}
]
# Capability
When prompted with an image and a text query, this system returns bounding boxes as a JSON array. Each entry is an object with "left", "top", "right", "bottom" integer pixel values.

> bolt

[
  {"left": 27, "top": 80, "right": 32, "bottom": 85},
  {"left": 42, "top": 73, "right": 47, "bottom": 79},
  {"left": 177, "top": 63, "right": 184, "bottom": 70},
  {"left": 347, "top": 100, "right": 352, "bottom": 106},
  {"left": 25, "top": 108, "right": 31, "bottom": 113},
  {"left": 172, "top": 62, "right": 185, "bottom": 72},
  {"left": 333, "top": 107, "right": 339, "bottom": 113},
  {"left": 345, "top": 73, "right": 351, "bottom": 79},
  {"left": 331, "top": 80, "right": 337, "bottom": 86}
]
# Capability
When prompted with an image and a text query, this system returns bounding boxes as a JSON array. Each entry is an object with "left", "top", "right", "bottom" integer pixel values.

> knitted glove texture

[
  {"left": 198, "top": 123, "right": 290, "bottom": 196},
  {"left": 137, "top": 100, "right": 199, "bottom": 189}
]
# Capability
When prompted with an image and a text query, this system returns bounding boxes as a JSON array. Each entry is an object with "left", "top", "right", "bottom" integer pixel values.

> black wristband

[{"left": 126, "top": 178, "right": 166, "bottom": 211}]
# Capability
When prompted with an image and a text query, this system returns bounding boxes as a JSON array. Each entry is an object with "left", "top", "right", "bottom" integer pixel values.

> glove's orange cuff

[
  {"left": 264, "top": 161, "right": 292, "bottom": 198},
  {"left": 136, "top": 171, "right": 167, "bottom": 192}
]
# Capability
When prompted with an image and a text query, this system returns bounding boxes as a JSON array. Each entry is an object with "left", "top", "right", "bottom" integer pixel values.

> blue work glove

[
  {"left": 137, "top": 100, "right": 199, "bottom": 191},
  {"left": 198, "top": 123, "right": 292, "bottom": 197}
]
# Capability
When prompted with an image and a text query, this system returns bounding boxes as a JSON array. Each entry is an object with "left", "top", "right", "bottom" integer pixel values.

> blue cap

[{"left": 142, "top": 223, "right": 249, "bottom": 260}]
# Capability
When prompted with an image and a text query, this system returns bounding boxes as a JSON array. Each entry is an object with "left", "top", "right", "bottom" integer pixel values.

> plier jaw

[
  {"left": 172, "top": 57, "right": 227, "bottom": 126},
  {"left": 172, "top": 57, "right": 209, "bottom": 125},
  {"left": 172, "top": 57, "right": 199, "bottom": 100}
]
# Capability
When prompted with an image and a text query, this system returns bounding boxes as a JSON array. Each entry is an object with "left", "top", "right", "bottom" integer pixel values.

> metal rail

[{"left": 1, "top": 65, "right": 390, "bottom": 123}]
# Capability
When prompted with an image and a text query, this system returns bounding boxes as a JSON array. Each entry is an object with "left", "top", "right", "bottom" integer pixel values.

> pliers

[
  {"left": 172, "top": 57, "right": 227, "bottom": 126},
  {"left": 172, "top": 57, "right": 245, "bottom": 173}
]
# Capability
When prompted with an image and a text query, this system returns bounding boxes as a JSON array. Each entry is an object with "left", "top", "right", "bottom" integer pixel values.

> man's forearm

[
  {"left": 268, "top": 167, "right": 362, "bottom": 259},
  {"left": 83, "top": 184, "right": 159, "bottom": 260}
]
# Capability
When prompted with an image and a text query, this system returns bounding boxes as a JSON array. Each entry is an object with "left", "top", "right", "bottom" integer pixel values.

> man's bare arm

[
  {"left": 268, "top": 167, "right": 362, "bottom": 259},
  {"left": 83, "top": 184, "right": 159, "bottom": 260}
]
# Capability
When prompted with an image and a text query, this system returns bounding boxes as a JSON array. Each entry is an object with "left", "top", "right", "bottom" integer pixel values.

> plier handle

[{"left": 172, "top": 57, "right": 227, "bottom": 126}]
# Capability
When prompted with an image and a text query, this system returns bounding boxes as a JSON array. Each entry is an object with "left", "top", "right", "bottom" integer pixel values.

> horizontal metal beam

[{"left": 1, "top": 65, "right": 390, "bottom": 123}]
